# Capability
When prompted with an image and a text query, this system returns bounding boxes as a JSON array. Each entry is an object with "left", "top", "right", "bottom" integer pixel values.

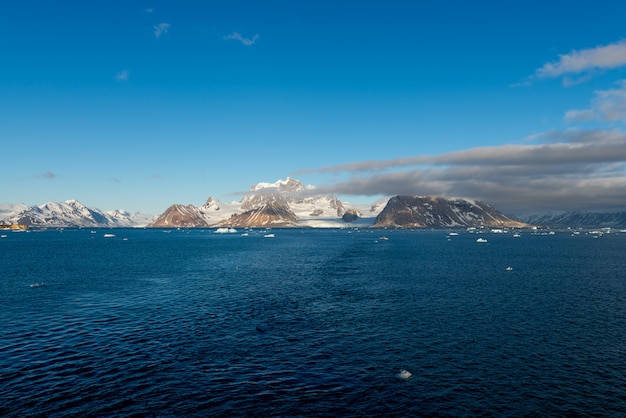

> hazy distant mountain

[
  {"left": 373, "top": 196, "right": 528, "bottom": 228},
  {"left": 0, "top": 200, "right": 154, "bottom": 228},
  {"left": 523, "top": 211, "right": 626, "bottom": 229}
]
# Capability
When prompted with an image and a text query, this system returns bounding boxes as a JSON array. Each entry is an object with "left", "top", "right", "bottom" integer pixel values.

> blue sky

[{"left": 2, "top": 1, "right": 626, "bottom": 214}]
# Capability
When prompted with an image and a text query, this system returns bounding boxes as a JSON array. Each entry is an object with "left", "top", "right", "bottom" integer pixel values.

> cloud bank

[
  {"left": 298, "top": 129, "right": 626, "bottom": 214},
  {"left": 297, "top": 39, "right": 626, "bottom": 215}
]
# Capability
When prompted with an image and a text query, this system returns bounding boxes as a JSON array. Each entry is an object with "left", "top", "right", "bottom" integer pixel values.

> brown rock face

[
  {"left": 341, "top": 208, "right": 360, "bottom": 222},
  {"left": 217, "top": 203, "right": 298, "bottom": 228},
  {"left": 374, "top": 196, "right": 528, "bottom": 228},
  {"left": 149, "top": 204, "right": 211, "bottom": 228}
]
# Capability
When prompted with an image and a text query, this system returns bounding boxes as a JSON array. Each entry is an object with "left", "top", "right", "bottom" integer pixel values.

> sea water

[{"left": 1, "top": 228, "right": 625, "bottom": 416}]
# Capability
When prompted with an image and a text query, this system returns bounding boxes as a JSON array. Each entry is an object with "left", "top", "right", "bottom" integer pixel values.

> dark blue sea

[{"left": 2, "top": 228, "right": 626, "bottom": 417}]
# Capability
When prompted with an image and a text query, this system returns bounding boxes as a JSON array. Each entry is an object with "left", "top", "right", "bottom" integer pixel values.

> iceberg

[{"left": 215, "top": 228, "right": 237, "bottom": 234}]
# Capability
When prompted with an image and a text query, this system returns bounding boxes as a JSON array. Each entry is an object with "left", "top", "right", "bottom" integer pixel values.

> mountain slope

[
  {"left": 373, "top": 196, "right": 528, "bottom": 228},
  {"left": 216, "top": 202, "right": 298, "bottom": 228},
  {"left": 149, "top": 204, "right": 212, "bottom": 228},
  {"left": 523, "top": 211, "right": 626, "bottom": 228},
  {"left": 0, "top": 203, "right": 29, "bottom": 220}
]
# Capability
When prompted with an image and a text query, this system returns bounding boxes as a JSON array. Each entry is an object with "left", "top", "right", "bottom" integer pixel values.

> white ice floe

[
  {"left": 396, "top": 369, "right": 413, "bottom": 380},
  {"left": 215, "top": 228, "right": 237, "bottom": 234}
]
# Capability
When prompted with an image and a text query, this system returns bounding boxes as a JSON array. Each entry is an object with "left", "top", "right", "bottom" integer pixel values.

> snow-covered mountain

[
  {"left": 0, "top": 203, "right": 29, "bottom": 220},
  {"left": 242, "top": 177, "right": 349, "bottom": 221},
  {"left": 0, "top": 200, "right": 155, "bottom": 228},
  {"left": 149, "top": 177, "right": 372, "bottom": 228},
  {"left": 373, "top": 196, "right": 528, "bottom": 228}
]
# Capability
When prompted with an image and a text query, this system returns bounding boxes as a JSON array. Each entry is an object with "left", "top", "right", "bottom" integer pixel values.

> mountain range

[
  {"left": 3, "top": 177, "right": 625, "bottom": 229},
  {"left": 149, "top": 178, "right": 374, "bottom": 228},
  {"left": 0, "top": 200, "right": 154, "bottom": 228}
]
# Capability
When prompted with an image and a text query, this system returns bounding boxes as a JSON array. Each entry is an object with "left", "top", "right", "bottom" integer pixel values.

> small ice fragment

[{"left": 396, "top": 369, "right": 412, "bottom": 380}]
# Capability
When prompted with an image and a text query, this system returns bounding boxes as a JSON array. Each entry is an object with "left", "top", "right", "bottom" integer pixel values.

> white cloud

[
  {"left": 224, "top": 32, "right": 259, "bottom": 46},
  {"left": 536, "top": 40, "right": 626, "bottom": 79},
  {"left": 595, "top": 80, "right": 626, "bottom": 122},
  {"left": 116, "top": 70, "right": 129, "bottom": 82},
  {"left": 564, "top": 109, "right": 595, "bottom": 123},
  {"left": 154, "top": 23, "right": 170, "bottom": 39},
  {"left": 565, "top": 80, "right": 626, "bottom": 124}
]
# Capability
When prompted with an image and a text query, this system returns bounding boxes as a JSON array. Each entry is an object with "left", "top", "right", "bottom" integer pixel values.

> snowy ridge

[
  {"left": 250, "top": 177, "right": 315, "bottom": 192},
  {"left": 0, "top": 200, "right": 155, "bottom": 228},
  {"left": 0, "top": 203, "right": 29, "bottom": 220}
]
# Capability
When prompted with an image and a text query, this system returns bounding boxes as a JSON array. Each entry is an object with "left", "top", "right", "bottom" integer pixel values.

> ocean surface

[{"left": 1, "top": 228, "right": 625, "bottom": 416}]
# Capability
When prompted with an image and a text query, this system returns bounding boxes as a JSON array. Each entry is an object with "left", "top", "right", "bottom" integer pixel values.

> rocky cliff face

[
  {"left": 149, "top": 204, "right": 211, "bottom": 228},
  {"left": 341, "top": 208, "right": 361, "bottom": 222},
  {"left": 373, "top": 196, "right": 528, "bottom": 228},
  {"left": 216, "top": 203, "right": 298, "bottom": 228}
]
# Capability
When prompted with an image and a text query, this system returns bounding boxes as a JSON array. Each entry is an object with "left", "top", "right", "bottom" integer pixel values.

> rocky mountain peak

[
  {"left": 217, "top": 202, "right": 298, "bottom": 228},
  {"left": 150, "top": 204, "right": 211, "bottom": 228},
  {"left": 374, "top": 195, "right": 528, "bottom": 228}
]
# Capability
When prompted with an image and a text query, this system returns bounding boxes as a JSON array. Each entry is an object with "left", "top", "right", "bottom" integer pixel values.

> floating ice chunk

[
  {"left": 215, "top": 228, "right": 237, "bottom": 234},
  {"left": 396, "top": 369, "right": 412, "bottom": 380}
]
